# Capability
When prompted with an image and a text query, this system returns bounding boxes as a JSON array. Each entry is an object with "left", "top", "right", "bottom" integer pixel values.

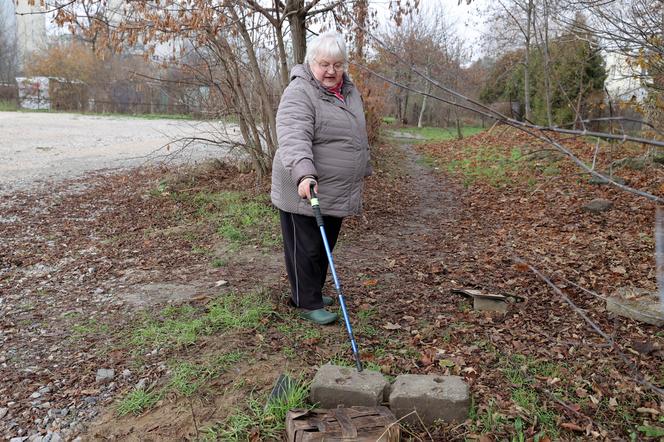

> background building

[{"left": 14, "top": 1, "right": 48, "bottom": 73}]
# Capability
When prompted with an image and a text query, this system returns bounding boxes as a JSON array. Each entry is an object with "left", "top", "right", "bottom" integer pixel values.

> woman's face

[{"left": 310, "top": 56, "right": 345, "bottom": 88}]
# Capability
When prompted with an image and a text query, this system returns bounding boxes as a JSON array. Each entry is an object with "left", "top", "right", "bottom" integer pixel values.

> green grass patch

[
  {"left": 356, "top": 307, "right": 379, "bottom": 337},
  {"left": 470, "top": 398, "right": 506, "bottom": 434},
  {"left": 168, "top": 350, "right": 243, "bottom": 397},
  {"left": 178, "top": 191, "right": 280, "bottom": 248},
  {"left": 0, "top": 100, "right": 18, "bottom": 111},
  {"left": 116, "top": 389, "right": 161, "bottom": 416},
  {"left": 399, "top": 125, "right": 485, "bottom": 142},
  {"left": 110, "top": 112, "right": 194, "bottom": 120},
  {"left": 328, "top": 355, "right": 383, "bottom": 374},
  {"left": 71, "top": 318, "right": 110, "bottom": 337},
  {"left": 488, "top": 354, "right": 563, "bottom": 439},
  {"left": 202, "top": 377, "right": 312, "bottom": 441},
  {"left": 211, "top": 257, "right": 228, "bottom": 268},
  {"left": 446, "top": 146, "right": 524, "bottom": 187},
  {"left": 638, "top": 425, "right": 664, "bottom": 438},
  {"left": 276, "top": 318, "right": 321, "bottom": 341},
  {"left": 130, "top": 291, "right": 272, "bottom": 350}
]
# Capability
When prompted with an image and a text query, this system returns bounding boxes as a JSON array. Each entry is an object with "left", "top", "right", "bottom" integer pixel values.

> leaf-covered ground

[{"left": 1, "top": 126, "right": 663, "bottom": 441}]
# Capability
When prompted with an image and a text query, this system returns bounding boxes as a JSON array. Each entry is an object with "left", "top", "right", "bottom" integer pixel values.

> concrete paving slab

[
  {"left": 474, "top": 297, "right": 508, "bottom": 313},
  {"left": 310, "top": 364, "right": 389, "bottom": 408},
  {"left": 389, "top": 374, "right": 469, "bottom": 426},
  {"left": 607, "top": 287, "right": 664, "bottom": 326}
]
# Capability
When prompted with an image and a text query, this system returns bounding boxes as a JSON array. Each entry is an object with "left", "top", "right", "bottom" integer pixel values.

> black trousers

[{"left": 279, "top": 210, "right": 343, "bottom": 310}]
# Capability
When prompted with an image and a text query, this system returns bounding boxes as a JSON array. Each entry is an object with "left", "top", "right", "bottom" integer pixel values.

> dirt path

[{"left": 336, "top": 141, "right": 464, "bottom": 315}]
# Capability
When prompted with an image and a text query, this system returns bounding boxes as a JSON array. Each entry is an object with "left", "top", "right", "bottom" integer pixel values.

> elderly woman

[{"left": 271, "top": 32, "right": 371, "bottom": 325}]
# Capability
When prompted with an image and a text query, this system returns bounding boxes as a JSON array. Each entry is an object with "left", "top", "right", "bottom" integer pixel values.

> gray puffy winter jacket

[{"left": 270, "top": 64, "right": 372, "bottom": 218}]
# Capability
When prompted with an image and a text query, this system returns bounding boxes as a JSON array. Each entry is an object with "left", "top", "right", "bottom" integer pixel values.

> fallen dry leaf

[
  {"left": 382, "top": 322, "right": 402, "bottom": 330},
  {"left": 561, "top": 422, "right": 584, "bottom": 432}
]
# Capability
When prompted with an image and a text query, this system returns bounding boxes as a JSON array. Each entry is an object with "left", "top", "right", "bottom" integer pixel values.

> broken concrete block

[
  {"left": 310, "top": 364, "right": 389, "bottom": 408},
  {"left": 389, "top": 374, "right": 469, "bottom": 426},
  {"left": 95, "top": 368, "right": 115, "bottom": 383},
  {"left": 606, "top": 287, "right": 664, "bottom": 326},
  {"left": 474, "top": 297, "right": 507, "bottom": 314}
]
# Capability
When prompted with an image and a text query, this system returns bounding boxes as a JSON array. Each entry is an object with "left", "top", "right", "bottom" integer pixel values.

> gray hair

[{"left": 305, "top": 32, "right": 348, "bottom": 65}]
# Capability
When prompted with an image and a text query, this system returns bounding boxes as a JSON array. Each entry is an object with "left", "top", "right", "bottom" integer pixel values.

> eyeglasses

[{"left": 315, "top": 60, "right": 345, "bottom": 72}]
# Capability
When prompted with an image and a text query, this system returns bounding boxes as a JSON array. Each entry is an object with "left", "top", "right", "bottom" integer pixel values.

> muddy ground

[{"left": 1, "top": 127, "right": 663, "bottom": 441}]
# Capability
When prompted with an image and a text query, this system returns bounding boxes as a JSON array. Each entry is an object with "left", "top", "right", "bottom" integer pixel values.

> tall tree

[
  {"left": 44, "top": 0, "right": 359, "bottom": 177},
  {"left": 0, "top": 2, "right": 18, "bottom": 83},
  {"left": 489, "top": 0, "right": 537, "bottom": 121},
  {"left": 569, "top": 0, "right": 664, "bottom": 132},
  {"left": 375, "top": 4, "right": 464, "bottom": 129},
  {"left": 480, "top": 22, "right": 606, "bottom": 126}
]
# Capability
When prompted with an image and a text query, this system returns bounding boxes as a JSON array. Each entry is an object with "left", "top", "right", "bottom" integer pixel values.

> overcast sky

[{"left": 371, "top": 0, "right": 490, "bottom": 60}]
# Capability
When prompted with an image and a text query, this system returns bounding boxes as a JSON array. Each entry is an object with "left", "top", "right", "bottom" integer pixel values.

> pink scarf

[{"left": 326, "top": 80, "right": 345, "bottom": 103}]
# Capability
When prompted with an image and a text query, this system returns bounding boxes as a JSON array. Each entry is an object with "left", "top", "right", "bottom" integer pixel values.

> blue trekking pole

[{"left": 309, "top": 182, "right": 363, "bottom": 372}]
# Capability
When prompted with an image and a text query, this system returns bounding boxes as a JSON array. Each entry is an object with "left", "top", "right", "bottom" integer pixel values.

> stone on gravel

[
  {"left": 9, "top": 437, "right": 28, "bottom": 442},
  {"left": 583, "top": 198, "right": 613, "bottom": 213},
  {"left": 95, "top": 368, "right": 115, "bottom": 383},
  {"left": 135, "top": 378, "right": 148, "bottom": 390},
  {"left": 389, "top": 374, "right": 470, "bottom": 426},
  {"left": 0, "top": 407, "right": 8, "bottom": 419},
  {"left": 310, "top": 364, "right": 389, "bottom": 408}
]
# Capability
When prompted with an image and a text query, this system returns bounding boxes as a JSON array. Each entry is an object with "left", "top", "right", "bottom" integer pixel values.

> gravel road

[{"left": 0, "top": 112, "right": 237, "bottom": 194}]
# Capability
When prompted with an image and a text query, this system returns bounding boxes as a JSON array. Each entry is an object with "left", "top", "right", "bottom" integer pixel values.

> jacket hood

[{"left": 290, "top": 63, "right": 314, "bottom": 82}]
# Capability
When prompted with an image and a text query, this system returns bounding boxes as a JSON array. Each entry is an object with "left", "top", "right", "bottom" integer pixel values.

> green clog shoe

[
  {"left": 299, "top": 308, "right": 338, "bottom": 325},
  {"left": 322, "top": 295, "right": 334, "bottom": 306}
]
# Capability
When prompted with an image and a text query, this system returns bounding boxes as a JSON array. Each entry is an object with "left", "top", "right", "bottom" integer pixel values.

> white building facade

[
  {"left": 603, "top": 51, "right": 649, "bottom": 103},
  {"left": 16, "top": 1, "right": 48, "bottom": 70}
]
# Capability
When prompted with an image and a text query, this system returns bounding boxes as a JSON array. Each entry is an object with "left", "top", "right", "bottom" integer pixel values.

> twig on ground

[{"left": 563, "top": 278, "right": 664, "bottom": 321}]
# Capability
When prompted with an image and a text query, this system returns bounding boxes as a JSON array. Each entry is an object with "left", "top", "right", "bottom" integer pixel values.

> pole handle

[{"left": 309, "top": 181, "right": 325, "bottom": 227}]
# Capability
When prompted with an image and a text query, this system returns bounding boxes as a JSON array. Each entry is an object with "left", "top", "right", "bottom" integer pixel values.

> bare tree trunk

[
  {"left": 395, "top": 94, "right": 402, "bottom": 122},
  {"left": 353, "top": 0, "right": 368, "bottom": 60},
  {"left": 274, "top": 21, "right": 290, "bottom": 91},
  {"left": 524, "top": 0, "right": 533, "bottom": 122},
  {"left": 229, "top": 7, "right": 278, "bottom": 158},
  {"left": 0, "top": 4, "right": 19, "bottom": 83},
  {"left": 209, "top": 35, "right": 269, "bottom": 177},
  {"left": 417, "top": 93, "right": 428, "bottom": 128},
  {"left": 455, "top": 105, "right": 463, "bottom": 140},
  {"left": 541, "top": 0, "right": 553, "bottom": 126},
  {"left": 402, "top": 71, "right": 412, "bottom": 124},
  {"left": 417, "top": 66, "right": 431, "bottom": 128},
  {"left": 286, "top": 0, "right": 307, "bottom": 65}
]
